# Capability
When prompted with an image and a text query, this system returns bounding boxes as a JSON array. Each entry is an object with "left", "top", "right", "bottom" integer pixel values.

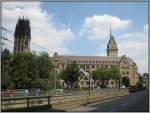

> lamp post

[
  {"left": 54, "top": 68, "right": 57, "bottom": 94},
  {"left": 118, "top": 78, "right": 121, "bottom": 91},
  {"left": 89, "top": 76, "right": 91, "bottom": 96},
  {"left": 54, "top": 69, "right": 56, "bottom": 91}
]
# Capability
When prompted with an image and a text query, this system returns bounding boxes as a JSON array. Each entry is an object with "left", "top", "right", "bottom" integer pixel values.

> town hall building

[
  {"left": 53, "top": 27, "right": 139, "bottom": 86},
  {"left": 13, "top": 18, "right": 139, "bottom": 87}
]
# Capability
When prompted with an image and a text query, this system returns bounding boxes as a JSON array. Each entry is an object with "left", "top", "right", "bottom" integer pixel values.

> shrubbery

[{"left": 1, "top": 49, "right": 54, "bottom": 91}]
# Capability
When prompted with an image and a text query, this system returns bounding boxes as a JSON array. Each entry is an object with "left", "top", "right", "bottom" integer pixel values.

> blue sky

[
  {"left": 2, "top": 2, "right": 148, "bottom": 73},
  {"left": 42, "top": 2, "right": 147, "bottom": 31},
  {"left": 41, "top": 2, "right": 148, "bottom": 55}
]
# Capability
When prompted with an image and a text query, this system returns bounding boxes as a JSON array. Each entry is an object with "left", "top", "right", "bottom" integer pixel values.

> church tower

[
  {"left": 107, "top": 25, "right": 118, "bottom": 57},
  {"left": 14, "top": 17, "right": 31, "bottom": 53}
]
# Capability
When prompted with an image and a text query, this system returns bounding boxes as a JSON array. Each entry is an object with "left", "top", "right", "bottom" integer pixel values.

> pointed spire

[
  {"left": 109, "top": 23, "right": 114, "bottom": 41},
  {"left": 107, "top": 24, "right": 118, "bottom": 57}
]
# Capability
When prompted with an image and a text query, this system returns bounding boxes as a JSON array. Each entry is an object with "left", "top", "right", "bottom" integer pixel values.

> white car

[
  {"left": 55, "top": 89, "right": 63, "bottom": 95},
  {"left": 15, "top": 89, "right": 29, "bottom": 97},
  {"left": 121, "top": 85, "right": 126, "bottom": 88}
]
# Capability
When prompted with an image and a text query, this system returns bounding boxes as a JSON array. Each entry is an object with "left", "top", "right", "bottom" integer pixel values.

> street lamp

[
  {"left": 88, "top": 76, "right": 91, "bottom": 96},
  {"left": 54, "top": 68, "right": 57, "bottom": 93},
  {"left": 119, "top": 79, "right": 121, "bottom": 91}
]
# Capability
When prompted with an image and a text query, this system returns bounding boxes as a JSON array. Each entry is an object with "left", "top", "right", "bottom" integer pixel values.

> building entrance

[{"left": 122, "top": 76, "right": 130, "bottom": 87}]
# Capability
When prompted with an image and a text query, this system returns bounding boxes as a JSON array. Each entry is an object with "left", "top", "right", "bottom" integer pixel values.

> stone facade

[
  {"left": 53, "top": 29, "right": 139, "bottom": 86},
  {"left": 14, "top": 17, "right": 31, "bottom": 53},
  {"left": 107, "top": 26, "right": 118, "bottom": 57}
]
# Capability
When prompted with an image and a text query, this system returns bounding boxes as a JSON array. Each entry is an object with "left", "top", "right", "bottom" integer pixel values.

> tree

[
  {"left": 36, "top": 52, "right": 54, "bottom": 90},
  {"left": 137, "top": 75, "right": 144, "bottom": 87},
  {"left": 92, "top": 65, "right": 121, "bottom": 88},
  {"left": 92, "top": 67, "right": 108, "bottom": 88},
  {"left": 10, "top": 52, "right": 38, "bottom": 89},
  {"left": 36, "top": 52, "right": 54, "bottom": 79},
  {"left": 1, "top": 49, "right": 14, "bottom": 89},
  {"left": 2, "top": 49, "right": 55, "bottom": 91},
  {"left": 31, "top": 79, "right": 52, "bottom": 91},
  {"left": 61, "top": 61, "right": 80, "bottom": 88}
]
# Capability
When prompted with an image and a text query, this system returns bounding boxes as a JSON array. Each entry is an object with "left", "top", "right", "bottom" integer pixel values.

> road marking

[
  {"left": 87, "top": 97, "right": 121, "bottom": 107},
  {"left": 69, "top": 106, "right": 96, "bottom": 112},
  {"left": 84, "top": 107, "right": 97, "bottom": 111}
]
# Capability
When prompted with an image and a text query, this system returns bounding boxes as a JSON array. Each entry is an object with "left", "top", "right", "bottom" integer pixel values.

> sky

[{"left": 2, "top": 1, "right": 148, "bottom": 74}]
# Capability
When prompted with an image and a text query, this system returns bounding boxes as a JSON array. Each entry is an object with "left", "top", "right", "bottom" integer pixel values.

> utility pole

[
  {"left": 54, "top": 69, "right": 57, "bottom": 92},
  {"left": 88, "top": 73, "right": 91, "bottom": 96},
  {"left": 54, "top": 70, "right": 56, "bottom": 90},
  {"left": 89, "top": 77, "right": 91, "bottom": 96},
  {"left": 54, "top": 59, "right": 57, "bottom": 93},
  {"left": 119, "top": 79, "right": 121, "bottom": 91}
]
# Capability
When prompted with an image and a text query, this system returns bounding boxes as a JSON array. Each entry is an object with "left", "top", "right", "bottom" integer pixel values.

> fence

[{"left": 1, "top": 88, "right": 129, "bottom": 111}]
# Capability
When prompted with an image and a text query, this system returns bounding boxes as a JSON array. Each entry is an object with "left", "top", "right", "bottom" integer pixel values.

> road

[{"left": 85, "top": 89, "right": 149, "bottom": 112}]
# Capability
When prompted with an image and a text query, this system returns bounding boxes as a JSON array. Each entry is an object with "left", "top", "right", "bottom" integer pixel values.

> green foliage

[
  {"left": 137, "top": 75, "right": 144, "bottom": 87},
  {"left": 1, "top": 49, "right": 54, "bottom": 91},
  {"left": 109, "top": 65, "right": 121, "bottom": 80},
  {"left": 92, "top": 65, "right": 121, "bottom": 81},
  {"left": 37, "top": 52, "right": 54, "bottom": 78},
  {"left": 61, "top": 61, "right": 80, "bottom": 88},
  {"left": 31, "top": 79, "right": 53, "bottom": 91},
  {"left": 92, "top": 65, "right": 121, "bottom": 87},
  {"left": 1, "top": 49, "right": 14, "bottom": 89},
  {"left": 10, "top": 52, "right": 37, "bottom": 89}
]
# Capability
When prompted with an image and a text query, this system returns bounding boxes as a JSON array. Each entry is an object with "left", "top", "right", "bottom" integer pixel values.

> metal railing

[{"left": 1, "top": 88, "right": 129, "bottom": 111}]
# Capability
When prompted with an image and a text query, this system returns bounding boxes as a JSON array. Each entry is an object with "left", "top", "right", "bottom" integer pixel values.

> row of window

[
  {"left": 122, "top": 71, "right": 129, "bottom": 75},
  {"left": 122, "top": 66, "right": 129, "bottom": 69},
  {"left": 67, "top": 60, "right": 118, "bottom": 64},
  {"left": 60, "top": 64, "right": 118, "bottom": 69}
]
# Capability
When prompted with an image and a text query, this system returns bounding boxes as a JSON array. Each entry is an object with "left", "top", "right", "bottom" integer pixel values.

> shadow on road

[{"left": 1, "top": 105, "right": 66, "bottom": 112}]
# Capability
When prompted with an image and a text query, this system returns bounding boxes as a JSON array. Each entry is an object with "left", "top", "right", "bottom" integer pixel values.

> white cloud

[
  {"left": 79, "top": 14, "right": 131, "bottom": 40},
  {"left": 118, "top": 24, "right": 148, "bottom": 74},
  {"left": 143, "top": 24, "right": 148, "bottom": 33},
  {"left": 96, "top": 53, "right": 107, "bottom": 56},
  {"left": 2, "top": 2, "right": 74, "bottom": 56},
  {"left": 2, "top": 3, "right": 147, "bottom": 73}
]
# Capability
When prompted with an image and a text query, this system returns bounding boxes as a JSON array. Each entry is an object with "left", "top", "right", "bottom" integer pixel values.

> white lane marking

[
  {"left": 87, "top": 97, "right": 121, "bottom": 107},
  {"left": 70, "top": 106, "right": 96, "bottom": 112},
  {"left": 84, "top": 107, "right": 97, "bottom": 111}
]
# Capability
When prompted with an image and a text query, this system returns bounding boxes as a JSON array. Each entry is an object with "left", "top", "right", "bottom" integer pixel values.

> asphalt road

[{"left": 87, "top": 89, "right": 149, "bottom": 112}]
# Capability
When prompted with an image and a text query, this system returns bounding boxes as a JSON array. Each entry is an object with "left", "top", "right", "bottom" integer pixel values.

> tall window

[
  {"left": 92, "top": 65, "right": 95, "bottom": 68},
  {"left": 86, "top": 65, "right": 89, "bottom": 69}
]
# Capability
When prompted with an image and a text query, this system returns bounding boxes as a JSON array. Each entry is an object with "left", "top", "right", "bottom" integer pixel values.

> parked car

[
  {"left": 3, "top": 89, "right": 15, "bottom": 98},
  {"left": 121, "top": 85, "right": 126, "bottom": 89},
  {"left": 55, "top": 89, "right": 63, "bottom": 95},
  {"left": 28, "top": 88, "right": 40, "bottom": 97},
  {"left": 14, "top": 89, "right": 29, "bottom": 97}
]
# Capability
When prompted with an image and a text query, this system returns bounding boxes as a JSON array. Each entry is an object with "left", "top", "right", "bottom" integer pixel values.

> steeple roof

[
  {"left": 107, "top": 24, "right": 118, "bottom": 50},
  {"left": 107, "top": 24, "right": 118, "bottom": 57},
  {"left": 109, "top": 24, "right": 116, "bottom": 43},
  {"left": 109, "top": 34, "right": 116, "bottom": 43}
]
